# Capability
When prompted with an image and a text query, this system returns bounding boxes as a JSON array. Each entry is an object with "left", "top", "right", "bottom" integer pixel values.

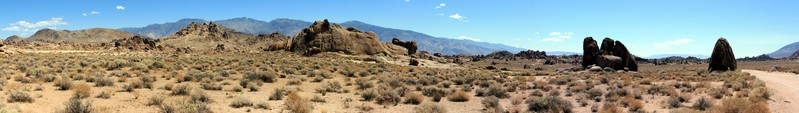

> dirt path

[{"left": 742, "top": 69, "right": 799, "bottom": 113}]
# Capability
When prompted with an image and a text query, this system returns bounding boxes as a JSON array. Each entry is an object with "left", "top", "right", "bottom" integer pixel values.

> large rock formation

[
  {"left": 288, "top": 19, "right": 390, "bottom": 56},
  {"left": 613, "top": 41, "right": 638, "bottom": 71},
  {"left": 582, "top": 37, "right": 638, "bottom": 71},
  {"left": 25, "top": 28, "right": 136, "bottom": 44},
  {"left": 110, "top": 36, "right": 159, "bottom": 51},
  {"left": 160, "top": 22, "right": 292, "bottom": 51},
  {"left": 391, "top": 38, "right": 417, "bottom": 55},
  {"left": 582, "top": 37, "right": 599, "bottom": 68},
  {"left": 5, "top": 35, "right": 22, "bottom": 44},
  {"left": 515, "top": 50, "right": 547, "bottom": 59},
  {"left": 599, "top": 38, "right": 615, "bottom": 55},
  {"left": 708, "top": 38, "right": 737, "bottom": 71}
]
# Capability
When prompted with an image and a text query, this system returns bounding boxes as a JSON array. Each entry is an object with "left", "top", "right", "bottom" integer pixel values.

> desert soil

[{"left": 743, "top": 69, "right": 799, "bottom": 113}]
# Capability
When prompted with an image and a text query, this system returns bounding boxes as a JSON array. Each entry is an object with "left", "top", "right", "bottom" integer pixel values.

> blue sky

[{"left": 1, "top": 0, "right": 797, "bottom": 57}]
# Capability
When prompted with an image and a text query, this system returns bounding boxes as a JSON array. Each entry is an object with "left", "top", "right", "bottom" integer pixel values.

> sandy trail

[{"left": 742, "top": 69, "right": 799, "bottom": 113}]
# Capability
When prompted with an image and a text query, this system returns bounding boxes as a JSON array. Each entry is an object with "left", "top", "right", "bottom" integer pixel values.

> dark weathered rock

[
  {"left": 215, "top": 44, "right": 225, "bottom": 51},
  {"left": 790, "top": 50, "right": 799, "bottom": 58},
  {"left": 582, "top": 37, "right": 599, "bottom": 68},
  {"left": 612, "top": 41, "right": 638, "bottom": 71},
  {"left": 600, "top": 38, "right": 615, "bottom": 55},
  {"left": 391, "top": 38, "right": 418, "bottom": 55},
  {"left": 111, "top": 36, "right": 158, "bottom": 51},
  {"left": 708, "top": 38, "right": 737, "bottom": 71},
  {"left": 409, "top": 58, "right": 420, "bottom": 66},
  {"left": 597, "top": 55, "right": 622, "bottom": 68},
  {"left": 289, "top": 19, "right": 390, "bottom": 56},
  {"left": 515, "top": 50, "right": 547, "bottom": 59}
]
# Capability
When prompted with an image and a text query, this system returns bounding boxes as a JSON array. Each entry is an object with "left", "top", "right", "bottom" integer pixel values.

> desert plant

[
  {"left": 269, "top": 88, "right": 287, "bottom": 100},
  {"left": 171, "top": 84, "right": 191, "bottom": 95},
  {"left": 55, "top": 77, "right": 74, "bottom": 90},
  {"left": 62, "top": 97, "right": 93, "bottom": 113},
  {"left": 245, "top": 71, "right": 277, "bottom": 83},
  {"left": 8, "top": 89, "right": 33, "bottom": 103},
  {"left": 285, "top": 93, "right": 313, "bottom": 113},
  {"left": 403, "top": 92, "right": 424, "bottom": 105},
  {"left": 230, "top": 97, "right": 253, "bottom": 108},
  {"left": 668, "top": 96, "right": 682, "bottom": 108},
  {"left": 692, "top": 97, "right": 711, "bottom": 111},
  {"left": 415, "top": 103, "right": 447, "bottom": 113},
  {"left": 95, "top": 77, "right": 115, "bottom": 87},
  {"left": 526, "top": 96, "right": 573, "bottom": 113},
  {"left": 482, "top": 96, "right": 503, "bottom": 113},
  {"left": 448, "top": 90, "right": 471, "bottom": 102},
  {"left": 360, "top": 89, "right": 378, "bottom": 101},
  {"left": 72, "top": 83, "right": 92, "bottom": 99},
  {"left": 190, "top": 89, "right": 211, "bottom": 103},
  {"left": 375, "top": 87, "right": 401, "bottom": 106},
  {"left": 148, "top": 95, "right": 166, "bottom": 106}
]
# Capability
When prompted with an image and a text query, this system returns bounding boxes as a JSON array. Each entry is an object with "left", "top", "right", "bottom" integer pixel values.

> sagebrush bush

[
  {"left": 526, "top": 96, "right": 573, "bottom": 113},
  {"left": 95, "top": 77, "right": 114, "bottom": 87},
  {"left": 55, "top": 77, "right": 74, "bottom": 90},
  {"left": 148, "top": 95, "right": 166, "bottom": 106},
  {"left": 482, "top": 96, "right": 503, "bottom": 113},
  {"left": 269, "top": 88, "right": 286, "bottom": 100},
  {"left": 171, "top": 84, "right": 191, "bottom": 95},
  {"left": 360, "top": 89, "right": 378, "bottom": 101},
  {"left": 230, "top": 97, "right": 253, "bottom": 108},
  {"left": 403, "top": 92, "right": 424, "bottom": 105},
  {"left": 8, "top": 89, "right": 33, "bottom": 103},
  {"left": 62, "top": 97, "right": 93, "bottom": 113},
  {"left": 448, "top": 90, "right": 471, "bottom": 102},
  {"left": 285, "top": 93, "right": 313, "bottom": 113},
  {"left": 375, "top": 87, "right": 401, "bottom": 106},
  {"left": 709, "top": 97, "right": 770, "bottom": 113},
  {"left": 72, "top": 83, "right": 92, "bottom": 99},
  {"left": 245, "top": 71, "right": 277, "bottom": 83},
  {"left": 415, "top": 103, "right": 447, "bottom": 113},
  {"left": 692, "top": 97, "right": 711, "bottom": 111}
]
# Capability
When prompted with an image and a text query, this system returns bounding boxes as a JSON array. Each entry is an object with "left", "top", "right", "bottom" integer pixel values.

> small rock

[
  {"left": 409, "top": 58, "right": 420, "bottom": 66},
  {"left": 588, "top": 66, "right": 602, "bottom": 72}
]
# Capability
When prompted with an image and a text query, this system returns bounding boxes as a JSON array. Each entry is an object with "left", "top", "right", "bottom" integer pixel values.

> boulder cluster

[
  {"left": 110, "top": 36, "right": 159, "bottom": 51},
  {"left": 582, "top": 37, "right": 638, "bottom": 71},
  {"left": 289, "top": 19, "right": 390, "bottom": 56},
  {"left": 708, "top": 38, "right": 737, "bottom": 72},
  {"left": 515, "top": 50, "right": 547, "bottom": 59},
  {"left": 391, "top": 38, "right": 418, "bottom": 55}
]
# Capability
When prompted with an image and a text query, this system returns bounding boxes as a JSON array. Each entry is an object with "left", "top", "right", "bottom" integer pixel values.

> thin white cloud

[
  {"left": 405, "top": 0, "right": 410, "bottom": 2},
  {"left": 448, "top": 13, "right": 468, "bottom": 22},
  {"left": 2, "top": 26, "right": 20, "bottom": 31},
  {"left": 12, "top": 17, "right": 67, "bottom": 28},
  {"left": 2, "top": 18, "right": 68, "bottom": 36},
  {"left": 655, "top": 38, "right": 694, "bottom": 48},
  {"left": 435, "top": 3, "right": 446, "bottom": 9},
  {"left": 116, "top": 6, "right": 125, "bottom": 10},
  {"left": 458, "top": 36, "right": 480, "bottom": 41},
  {"left": 540, "top": 32, "right": 574, "bottom": 42},
  {"left": 83, "top": 11, "right": 100, "bottom": 16},
  {"left": 449, "top": 14, "right": 463, "bottom": 19},
  {"left": 541, "top": 38, "right": 563, "bottom": 42}
]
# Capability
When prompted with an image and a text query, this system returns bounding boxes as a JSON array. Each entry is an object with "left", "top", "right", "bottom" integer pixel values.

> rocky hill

[
  {"left": 768, "top": 41, "right": 799, "bottom": 58},
  {"left": 24, "top": 28, "right": 136, "bottom": 44},
  {"left": 288, "top": 19, "right": 390, "bottom": 56},
  {"left": 159, "top": 22, "right": 291, "bottom": 51},
  {"left": 119, "top": 18, "right": 525, "bottom": 55},
  {"left": 4, "top": 35, "right": 22, "bottom": 44}
]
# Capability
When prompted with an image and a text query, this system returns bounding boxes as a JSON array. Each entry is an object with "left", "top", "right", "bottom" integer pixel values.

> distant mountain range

[
  {"left": 645, "top": 54, "right": 710, "bottom": 59},
  {"left": 767, "top": 41, "right": 799, "bottom": 58},
  {"left": 118, "top": 17, "right": 526, "bottom": 55}
]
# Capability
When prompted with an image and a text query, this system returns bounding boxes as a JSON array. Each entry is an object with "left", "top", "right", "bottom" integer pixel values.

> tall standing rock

[
  {"left": 582, "top": 37, "right": 599, "bottom": 68},
  {"left": 612, "top": 41, "right": 638, "bottom": 71},
  {"left": 600, "top": 38, "right": 616, "bottom": 55},
  {"left": 708, "top": 38, "right": 737, "bottom": 71}
]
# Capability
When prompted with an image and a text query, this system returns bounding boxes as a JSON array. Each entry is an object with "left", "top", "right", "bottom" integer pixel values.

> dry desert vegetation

[{"left": 0, "top": 19, "right": 793, "bottom": 113}]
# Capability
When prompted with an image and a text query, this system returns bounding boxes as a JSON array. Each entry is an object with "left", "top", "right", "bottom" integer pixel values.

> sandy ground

[{"left": 743, "top": 69, "right": 799, "bottom": 113}]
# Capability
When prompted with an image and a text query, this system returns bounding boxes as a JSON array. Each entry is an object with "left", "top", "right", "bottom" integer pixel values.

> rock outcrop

[
  {"left": 160, "top": 22, "right": 293, "bottom": 52},
  {"left": 582, "top": 37, "right": 599, "bottom": 68},
  {"left": 582, "top": 37, "right": 638, "bottom": 71},
  {"left": 110, "top": 36, "right": 158, "bottom": 51},
  {"left": 790, "top": 50, "right": 799, "bottom": 58},
  {"left": 515, "top": 50, "right": 547, "bottom": 59},
  {"left": 612, "top": 41, "right": 638, "bottom": 71},
  {"left": 5, "top": 35, "right": 22, "bottom": 44},
  {"left": 391, "top": 38, "right": 418, "bottom": 55},
  {"left": 25, "top": 28, "right": 136, "bottom": 44},
  {"left": 708, "top": 38, "right": 737, "bottom": 72},
  {"left": 288, "top": 19, "right": 390, "bottom": 56}
]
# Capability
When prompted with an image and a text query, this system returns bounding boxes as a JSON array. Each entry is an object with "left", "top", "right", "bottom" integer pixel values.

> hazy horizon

[{"left": 2, "top": 0, "right": 797, "bottom": 57}]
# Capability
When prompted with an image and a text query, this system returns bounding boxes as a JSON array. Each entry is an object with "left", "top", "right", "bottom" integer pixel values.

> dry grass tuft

[{"left": 285, "top": 93, "right": 314, "bottom": 113}]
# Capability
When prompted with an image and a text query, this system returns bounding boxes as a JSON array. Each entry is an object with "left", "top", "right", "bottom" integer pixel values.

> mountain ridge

[
  {"left": 119, "top": 17, "right": 527, "bottom": 55},
  {"left": 768, "top": 41, "right": 799, "bottom": 58}
]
